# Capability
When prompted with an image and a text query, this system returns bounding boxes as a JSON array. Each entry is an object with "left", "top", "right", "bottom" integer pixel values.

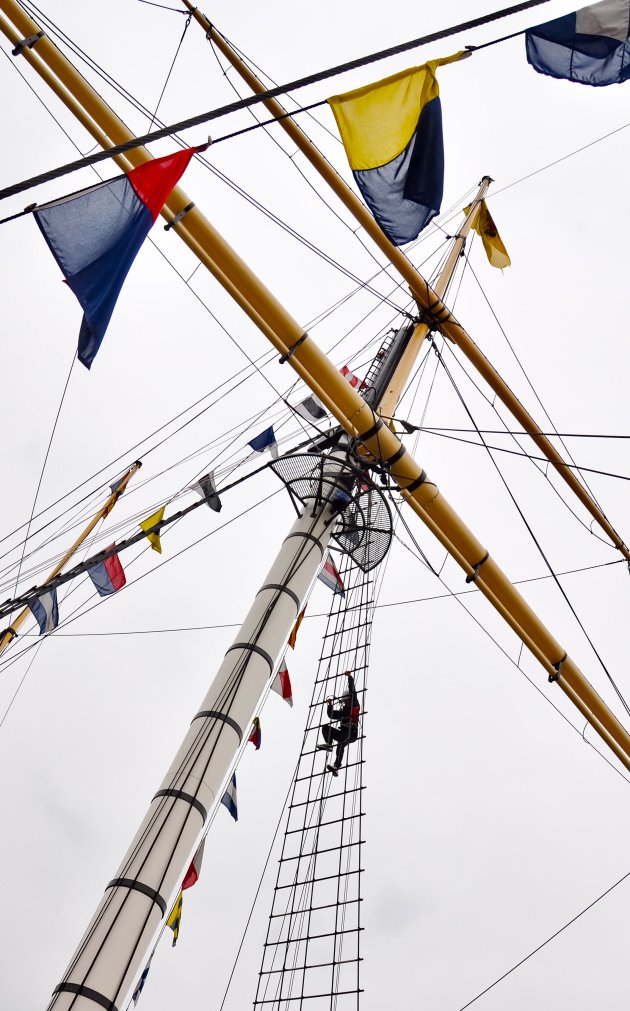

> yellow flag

[
  {"left": 465, "top": 199, "right": 511, "bottom": 269},
  {"left": 167, "top": 890, "right": 183, "bottom": 947},
  {"left": 288, "top": 606, "right": 306, "bottom": 650},
  {"left": 140, "top": 506, "right": 166, "bottom": 553}
]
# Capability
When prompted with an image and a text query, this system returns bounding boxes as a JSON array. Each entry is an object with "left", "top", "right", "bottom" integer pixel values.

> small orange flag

[{"left": 288, "top": 606, "right": 306, "bottom": 649}]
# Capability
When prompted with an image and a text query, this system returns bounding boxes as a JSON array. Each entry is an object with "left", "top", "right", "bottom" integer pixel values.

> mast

[
  {"left": 190, "top": 12, "right": 630, "bottom": 564},
  {"left": 2, "top": 7, "right": 630, "bottom": 1004},
  {"left": 1, "top": 0, "right": 629, "bottom": 775},
  {"left": 377, "top": 176, "right": 491, "bottom": 419},
  {"left": 45, "top": 452, "right": 360, "bottom": 1011},
  {"left": 0, "top": 461, "right": 141, "bottom": 657}
]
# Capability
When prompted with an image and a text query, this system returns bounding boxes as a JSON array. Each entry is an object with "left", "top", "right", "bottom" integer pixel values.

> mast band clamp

[
  {"left": 359, "top": 418, "right": 384, "bottom": 442},
  {"left": 53, "top": 983, "right": 118, "bottom": 1011},
  {"left": 11, "top": 31, "right": 44, "bottom": 56},
  {"left": 404, "top": 470, "right": 427, "bottom": 494},
  {"left": 465, "top": 551, "right": 489, "bottom": 584},
  {"left": 226, "top": 641, "right": 274, "bottom": 673},
  {"left": 279, "top": 333, "right": 308, "bottom": 363},
  {"left": 417, "top": 302, "right": 448, "bottom": 330},
  {"left": 284, "top": 530, "right": 324, "bottom": 558},
  {"left": 258, "top": 582, "right": 300, "bottom": 611},
  {"left": 106, "top": 877, "right": 167, "bottom": 916},
  {"left": 152, "top": 788, "right": 207, "bottom": 822},
  {"left": 384, "top": 445, "right": 406, "bottom": 468},
  {"left": 164, "top": 201, "right": 195, "bottom": 231},
  {"left": 549, "top": 653, "right": 567, "bottom": 683},
  {"left": 192, "top": 709, "right": 243, "bottom": 742},
  {"left": 0, "top": 627, "right": 17, "bottom": 643}
]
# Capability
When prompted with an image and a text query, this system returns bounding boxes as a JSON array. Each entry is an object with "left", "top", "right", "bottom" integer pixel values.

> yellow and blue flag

[
  {"left": 526, "top": 0, "right": 630, "bottom": 85},
  {"left": 328, "top": 53, "right": 467, "bottom": 245},
  {"left": 464, "top": 199, "right": 511, "bottom": 270},
  {"left": 167, "top": 890, "right": 183, "bottom": 946}
]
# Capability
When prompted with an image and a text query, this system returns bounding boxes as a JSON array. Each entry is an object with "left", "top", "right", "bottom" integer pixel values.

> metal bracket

[
  {"left": 465, "top": 551, "right": 489, "bottom": 584},
  {"left": 12, "top": 31, "right": 44, "bottom": 56},
  {"left": 0, "top": 627, "right": 17, "bottom": 643},
  {"left": 164, "top": 201, "right": 195, "bottom": 231},
  {"left": 279, "top": 332, "right": 308, "bottom": 364},
  {"left": 548, "top": 653, "right": 567, "bottom": 683}
]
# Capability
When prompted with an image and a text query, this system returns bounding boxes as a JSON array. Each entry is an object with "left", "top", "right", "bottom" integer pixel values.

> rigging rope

[
  {"left": 0, "top": 0, "right": 552, "bottom": 200},
  {"left": 427, "top": 338, "right": 630, "bottom": 720},
  {"left": 457, "top": 866, "right": 630, "bottom": 1010}
]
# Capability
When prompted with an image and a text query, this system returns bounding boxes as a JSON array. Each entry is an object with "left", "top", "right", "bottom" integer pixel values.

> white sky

[{"left": 2, "top": 1, "right": 630, "bottom": 1009}]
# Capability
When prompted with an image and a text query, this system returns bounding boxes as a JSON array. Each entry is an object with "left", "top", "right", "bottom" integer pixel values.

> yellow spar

[
  {"left": 190, "top": 9, "right": 630, "bottom": 565},
  {"left": 2, "top": 0, "right": 630, "bottom": 773}
]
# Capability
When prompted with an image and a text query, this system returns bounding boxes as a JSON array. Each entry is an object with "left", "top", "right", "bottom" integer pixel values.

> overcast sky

[{"left": 2, "top": 1, "right": 630, "bottom": 1009}]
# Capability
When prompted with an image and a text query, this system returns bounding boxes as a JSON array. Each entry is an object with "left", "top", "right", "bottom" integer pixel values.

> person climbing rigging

[{"left": 317, "top": 671, "right": 360, "bottom": 776}]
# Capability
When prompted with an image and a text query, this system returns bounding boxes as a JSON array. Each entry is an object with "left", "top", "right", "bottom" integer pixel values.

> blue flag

[
  {"left": 221, "top": 773, "right": 238, "bottom": 821},
  {"left": 34, "top": 149, "right": 196, "bottom": 368},
  {"left": 29, "top": 588, "right": 59, "bottom": 635},
  {"left": 526, "top": 0, "right": 630, "bottom": 85},
  {"left": 248, "top": 425, "right": 278, "bottom": 459},
  {"left": 132, "top": 954, "right": 153, "bottom": 1005}
]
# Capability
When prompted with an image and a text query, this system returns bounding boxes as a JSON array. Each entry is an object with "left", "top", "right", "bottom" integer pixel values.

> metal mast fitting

[{"left": 271, "top": 445, "right": 393, "bottom": 571}]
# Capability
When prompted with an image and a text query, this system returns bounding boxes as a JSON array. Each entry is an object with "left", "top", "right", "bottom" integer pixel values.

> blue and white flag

[
  {"left": 221, "top": 773, "right": 238, "bottom": 822},
  {"left": 526, "top": 0, "right": 630, "bottom": 85},
  {"left": 132, "top": 954, "right": 153, "bottom": 1005},
  {"left": 248, "top": 425, "right": 278, "bottom": 459},
  {"left": 29, "top": 588, "right": 59, "bottom": 634}
]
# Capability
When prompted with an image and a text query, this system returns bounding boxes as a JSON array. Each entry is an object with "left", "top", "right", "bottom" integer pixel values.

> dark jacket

[{"left": 327, "top": 675, "right": 360, "bottom": 730}]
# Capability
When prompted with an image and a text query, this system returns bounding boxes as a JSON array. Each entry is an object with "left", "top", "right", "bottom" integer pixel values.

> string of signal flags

[
  {"left": 128, "top": 541, "right": 337, "bottom": 1004},
  {"left": 0, "top": 416, "right": 348, "bottom": 636},
  {"left": 2, "top": 0, "right": 623, "bottom": 371}
]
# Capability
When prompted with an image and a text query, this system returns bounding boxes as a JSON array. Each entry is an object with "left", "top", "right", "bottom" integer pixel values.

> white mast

[{"left": 47, "top": 456, "right": 356, "bottom": 1011}]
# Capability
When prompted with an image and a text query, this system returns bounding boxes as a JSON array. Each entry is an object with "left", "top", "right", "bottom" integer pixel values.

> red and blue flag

[
  {"left": 248, "top": 716, "right": 262, "bottom": 750},
  {"left": 88, "top": 545, "right": 126, "bottom": 597},
  {"left": 34, "top": 148, "right": 197, "bottom": 369}
]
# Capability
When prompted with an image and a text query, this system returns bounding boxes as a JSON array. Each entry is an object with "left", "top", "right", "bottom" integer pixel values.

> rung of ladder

[
  {"left": 289, "top": 786, "right": 365, "bottom": 809},
  {"left": 274, "top": 867, "right": 363, "bottom": 891},
  {"left": 269, "top": 897, "right": 362, "bottom": 919},
  {"left": 254, "top": 988, "right": 364, "bottom": 1003},
  {"left": 285, "top": 812, "right": 363, "bottom": 835},
  {"left": 300, "top": 737, "right": 366, "bottom": 755},
  {"left": 318, "top": 645, "right": 370, "bottom": 662},
  {"left": 260, "top": 955, "right": 362, "bottom": 976},
  {"left": 263, "top": 926, "right": 364, "bottom": 946},
  {"left": 279, "top": 839, "right": 365, "bottom": 861},
  {"left": 295, "top": 760, "right": 364, "bottom": 781},
  {"left": 322, "top": 621, "right": 374, "bottom": 639}
]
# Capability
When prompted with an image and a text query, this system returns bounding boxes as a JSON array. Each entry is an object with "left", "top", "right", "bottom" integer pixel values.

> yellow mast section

[
  {"left": 189, "top": 10, "right": 630, "bottom": 563},
  {"left": 0, "top": 462, "right": 141, "bottom": 657},
  {"left": 2, "top": 1, "right": 630, "bottom": 772}
]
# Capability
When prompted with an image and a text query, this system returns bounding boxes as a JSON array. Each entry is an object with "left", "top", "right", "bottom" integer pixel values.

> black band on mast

[
  {"left": 192, "top": 709, "right": 243, "bottom": 741},
  {"left": 258, "top": 582, "right": 300, "bottom": 610},
  {"left": 152, "top": 788, "right": 208, "bottom": 822},
  {"left": 53, "top": 983, "right": 118, "bottom": 1011},
  {"left": 465, "top": 551, "right": 489, "bottom": 584},
  {"left": 284, "top": 530, "right": 325, "bottom": 557},
  {"left": 105, "top": 878, "right": 167, "bottom": 916},
  {"left": 225, "top": 641, "right": 274, "bottom": 672},
  {"left": 403, "top": 470, "right": 427, "bottom": 494}
]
